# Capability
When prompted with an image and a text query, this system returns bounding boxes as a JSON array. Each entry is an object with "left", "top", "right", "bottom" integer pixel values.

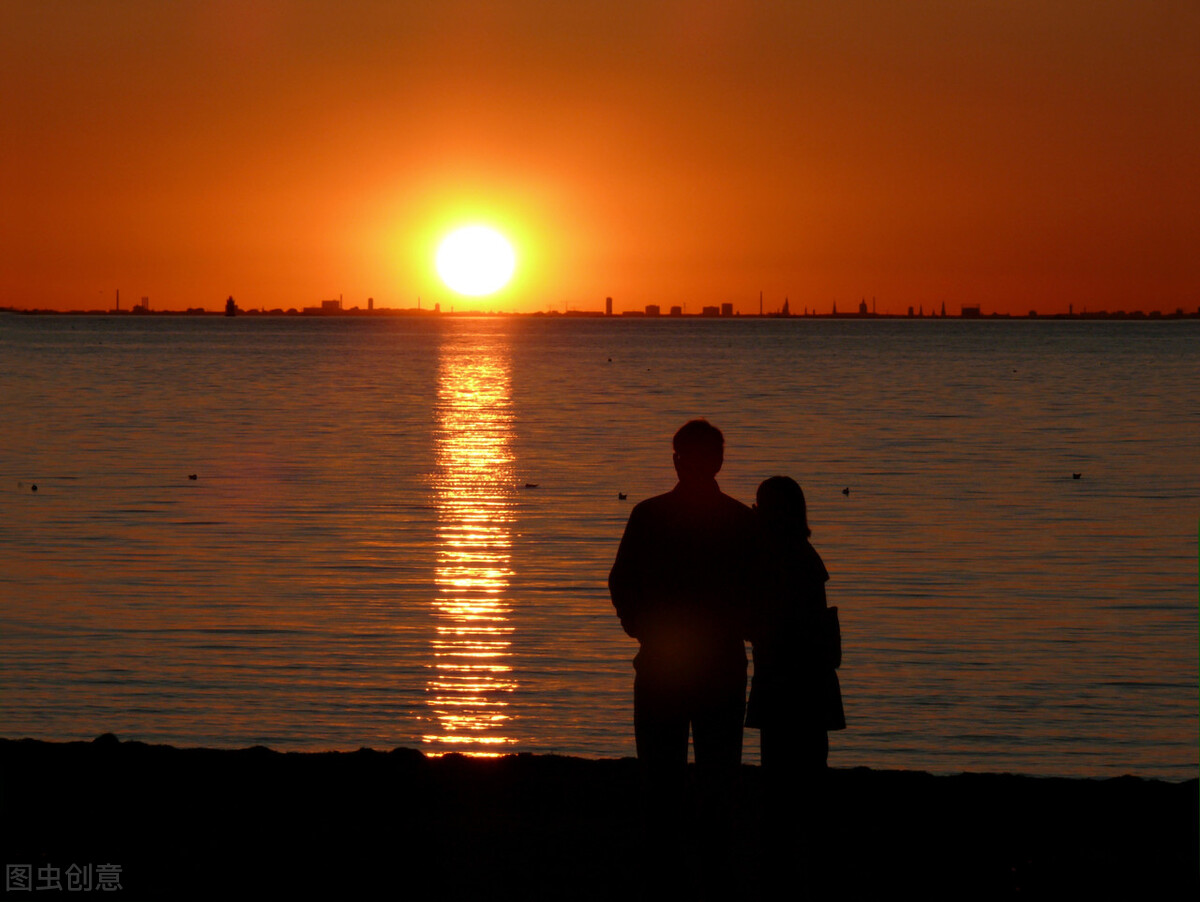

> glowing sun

[{"left": 436, "top": 225, "right": 516, "bottom": 296}]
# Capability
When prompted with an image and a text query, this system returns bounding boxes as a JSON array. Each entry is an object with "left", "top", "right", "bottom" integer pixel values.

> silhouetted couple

[{"left": 609, "top": 419, "right": 844, "bottom": 896}]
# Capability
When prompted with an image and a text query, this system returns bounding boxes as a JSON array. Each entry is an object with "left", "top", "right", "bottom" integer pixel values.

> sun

[{"left": 436, "top": 225, "right": 516, "bottom": 296}]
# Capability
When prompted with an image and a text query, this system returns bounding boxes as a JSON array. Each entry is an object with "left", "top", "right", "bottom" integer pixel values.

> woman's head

[{"left": 756, "top": 475, "right": 810, "bottom": 537}]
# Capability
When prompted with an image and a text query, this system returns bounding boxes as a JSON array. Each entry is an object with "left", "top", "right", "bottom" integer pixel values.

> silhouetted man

[{"left": 609, "top": 419, "right": 756, "bottom": 889}]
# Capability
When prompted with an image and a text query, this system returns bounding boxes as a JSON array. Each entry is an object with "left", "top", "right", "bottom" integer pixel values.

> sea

[{"left": 1, "top": 312, "right": 1196, "bottom": 780}]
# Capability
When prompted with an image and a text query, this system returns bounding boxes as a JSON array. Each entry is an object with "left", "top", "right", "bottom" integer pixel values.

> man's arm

[{"left": 608, "top": 505, "right": 646, "bottom": 639}]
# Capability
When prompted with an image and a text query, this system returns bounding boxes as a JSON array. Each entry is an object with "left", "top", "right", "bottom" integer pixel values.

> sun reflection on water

[{"left": 423, "top": 330, "right": 517, "bottom": 757}]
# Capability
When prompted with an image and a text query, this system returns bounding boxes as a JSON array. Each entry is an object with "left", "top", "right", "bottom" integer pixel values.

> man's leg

[
  {"left": 690, "top": 677, "right": 746, "bottom": 896},
  {"left": 633, "top": 674, "right": 690, "bottom": 892},
  {"left": 634, "top": 672, "right": 691, "bottom": 796}
]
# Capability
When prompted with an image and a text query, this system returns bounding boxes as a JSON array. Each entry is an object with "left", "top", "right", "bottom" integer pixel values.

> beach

[{"left": 2, "top": 735, "right": 1195, "bottom": 899}]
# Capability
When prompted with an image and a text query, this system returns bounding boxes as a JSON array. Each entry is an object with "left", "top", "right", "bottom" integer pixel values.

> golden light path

[{"left": 423, "top": 326, "right": 517, "bottom": 756}]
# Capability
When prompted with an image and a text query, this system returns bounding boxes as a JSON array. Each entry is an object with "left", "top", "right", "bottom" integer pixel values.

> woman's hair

[{"left": 756, "top": 475, "right": 811, "bottom": 537}]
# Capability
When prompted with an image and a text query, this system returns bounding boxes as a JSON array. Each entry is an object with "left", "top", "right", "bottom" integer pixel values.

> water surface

[{"left": 1, "top": 313, "right": 1195, "bottom": 779}]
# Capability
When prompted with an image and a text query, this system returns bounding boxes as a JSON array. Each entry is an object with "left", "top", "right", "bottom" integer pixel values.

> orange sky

[{"left": 2, "top": 1, "right": 1197, "bottom": 315}]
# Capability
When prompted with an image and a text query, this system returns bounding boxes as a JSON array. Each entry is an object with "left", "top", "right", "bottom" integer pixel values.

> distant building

[
  {"left": 701, "top": 306, "right": 720, "bottom": 317},
  {"left": 907, "top": 306, "right": 915, "bottom": 317},
  {"left": 606, "top": 297, "right": 613, "bottom": 316},
  {"left": 961, "top": 305, "right": 981, "bottom": 317},
  {"left": 720, "top": 302, "right": 733, "bottom": 317},
  {"left": 859, "top": 299, "right": 868, "bottom": 315},
  {"left": 368, "top": 297, "right": 374, "bottom": 311},
  {"left": 669, "top": 305, "right": 683, "bottom": 317},
  {"left": 321, "top": 299, "right": 342, "bottom": 313},
  {"left": 644, "top": 304, "right": 661, "bottom": 317}
]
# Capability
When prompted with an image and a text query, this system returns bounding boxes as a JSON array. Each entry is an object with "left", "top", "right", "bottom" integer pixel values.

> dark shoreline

[{"left": 2, "top": 735, "right": 1196, "bottom": 900}]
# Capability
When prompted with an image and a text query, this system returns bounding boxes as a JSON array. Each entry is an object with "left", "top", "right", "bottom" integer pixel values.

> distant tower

[
  {"left": 781, "top": 297, "right": 790, "bottom": 316},
  {"left": 115, "top": 289, "right": 120, "bottom": 312},
  {"left": 606, "top": 297, "right": 613, "bottom": 316},
  {"left": 368, "top": 297, "right": 374, "bottom": 312},
  {"left": 759, "top": 290, "right": 763, "bottom": 316},
  {"left": 832, "top": 300, "right": 837, "bottom": 316}
]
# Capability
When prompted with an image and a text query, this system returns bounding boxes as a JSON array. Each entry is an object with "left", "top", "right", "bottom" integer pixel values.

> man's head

[{"left": 672, "top": 419, "right": 724, "bottom": 482}]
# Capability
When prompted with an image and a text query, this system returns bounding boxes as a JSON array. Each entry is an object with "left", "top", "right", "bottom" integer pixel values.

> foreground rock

[{"left": 1, "top": 735, "right": 1195, "bottom": 899}]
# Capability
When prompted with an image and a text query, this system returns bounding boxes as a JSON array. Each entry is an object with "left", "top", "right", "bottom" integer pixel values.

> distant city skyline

[
  {"left": 7, "top": 296, "right": 1195, "bottom": 321},
  {"left": 2, "top": 1, "right": 1196, "bottom": 315}
]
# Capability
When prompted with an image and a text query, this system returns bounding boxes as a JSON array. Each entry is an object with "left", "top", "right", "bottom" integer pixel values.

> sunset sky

[{"left": 3, "top": 1, "right": 1197, "bottom": 315}]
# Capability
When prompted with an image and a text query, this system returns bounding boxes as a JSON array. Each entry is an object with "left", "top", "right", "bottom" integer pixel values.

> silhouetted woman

[
  {"left": 746, "top": 476, "right": 844, "bottom": 889},
  {"left": 747, "top": 476, "right": 844, "bottom": 767}
]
